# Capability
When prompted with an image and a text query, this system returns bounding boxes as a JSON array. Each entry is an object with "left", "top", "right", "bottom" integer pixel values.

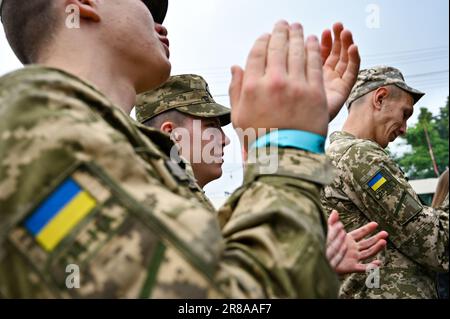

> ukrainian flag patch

[
  {"left": 368, "top": 172, "right": 387, "bottom": 192},
  {"left": 24, "top": 178, "right": 97, "bottom": 252}
]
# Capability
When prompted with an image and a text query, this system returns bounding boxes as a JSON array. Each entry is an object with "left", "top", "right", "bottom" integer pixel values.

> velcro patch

[{"left": 24, "top": 178, "right": 97, "bottom": 252}]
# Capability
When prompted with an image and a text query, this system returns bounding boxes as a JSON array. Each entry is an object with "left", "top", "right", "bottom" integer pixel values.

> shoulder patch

[
  {"left": 367, "top": 171, "right": 388, "bottom": 192},
  {"left": 24, "top": 178, "right": 97, "bottom": 252}
]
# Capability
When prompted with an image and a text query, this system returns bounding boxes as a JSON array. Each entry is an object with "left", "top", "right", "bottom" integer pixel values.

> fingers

[
  {"left": 359, "top": 239, "right": 387, "bottom": 260},
  {"left": 349, "top": 221, "right": 379, "bottom": 241},
  {"left": 358, "top": 231, "right": 389, "bottom": 251},
  {"left": 327, "top": 226, "right": 346, "bottom": 260},
  {"left": 371, "top": 260, "right": 382, "bottom": 267},
  {"left": 305, "top": 35, "right": 324, "bottom": 85},
  {"left": 320, "top": 29, "right": 332, "bottom": 65},
  {"left": 327, "top": 210, "right": 340, "bottom": 226},
  {"left": 244, "top": 33, "right": 271, "bottom": 80},
  {"left": 327, "top": 219, "right": 344, "bottom": 245},
  {"left": 229, "top": 66, "right": 244, "bottom": 107},
  {"left": 267, "top": 20, "right": 290, "bottom": 75},
  {"left": 288, "top": 23, "right": 306, "bottom": 80},
  {"left": 335, "top": 30, "right": 354, "bottom": 76},
  {"left": 329, "top": 232, "right": 348, "bottom": 268},
  {"left": 350, "top": 260, "right": 382, "bottom": 273},
  {"left": 342, "top": 44, "right": 361, "bottom": 84},
  {"left": 324, "top": 22, "right": 343, "bottom": 69}
]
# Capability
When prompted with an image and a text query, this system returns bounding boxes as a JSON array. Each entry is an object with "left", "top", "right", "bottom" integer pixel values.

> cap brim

[
  {"left": 395, "top": 83, "right": 425, "bottom": 105},
  {"left": 177, "top": 103, "right": 231, "bottom": 126},
  {"left": 143, "top": 0, "right": 168, "bottom": 24}
]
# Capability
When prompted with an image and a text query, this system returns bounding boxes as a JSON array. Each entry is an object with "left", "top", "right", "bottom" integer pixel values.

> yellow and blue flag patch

[
  {"left": 368, "top": 172, "right": 387, "bottom": 192},
  {"left": 24, "top": 178, "right": 97, "bottom": 252}
]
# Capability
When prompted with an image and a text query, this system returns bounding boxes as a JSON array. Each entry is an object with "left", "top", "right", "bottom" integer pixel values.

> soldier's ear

[
  {"left": 66, "top": 0, "right": 101, "bottom": 23},
  {"left": 373, "top": 87, "right": 388, "bottom": 111},
  {"left": 160, "top": 121, "right": 175, "bottom": 135}
]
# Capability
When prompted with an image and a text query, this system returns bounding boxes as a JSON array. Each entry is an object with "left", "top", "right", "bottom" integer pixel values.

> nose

[
  {"left": 399, "top": 122, "right": 407, "bottom": 136},
  {"left": 155, "top": 23, "right": 168, "bottom": 37},
  {"left": 222, "top": 131, "right": 231, "bottom": 147}
]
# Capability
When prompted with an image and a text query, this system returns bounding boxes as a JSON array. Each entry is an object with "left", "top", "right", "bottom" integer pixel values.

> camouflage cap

[
  {"left": 347, "top": 66, "right": 425, "bottom": 108},
  {"left": 0, "top": 0, "right": 168, "bottom": 24},
  {"left": 136, "top": 74, "right": 231, "bottom": 126}
]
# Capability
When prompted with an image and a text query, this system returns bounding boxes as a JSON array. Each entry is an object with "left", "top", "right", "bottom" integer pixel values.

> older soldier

[
  {"left": 0, "top": 0, "right": 353, "bottom": 298},
  {"left": 321, "top": 66, "right": 449, "bottom": 298}
]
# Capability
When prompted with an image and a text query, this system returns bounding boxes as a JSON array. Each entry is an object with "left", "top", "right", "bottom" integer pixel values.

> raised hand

[
  {"left": 321, "top": 23, "right": 361, "bottom": 122},
  {"left": 230, "top": 21, "right": 329, "bottom": 149}
]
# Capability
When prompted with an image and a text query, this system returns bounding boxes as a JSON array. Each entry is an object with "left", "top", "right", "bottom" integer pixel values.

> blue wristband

[{"left": 251, "top": 130, "right": 326, "bottom": 154}]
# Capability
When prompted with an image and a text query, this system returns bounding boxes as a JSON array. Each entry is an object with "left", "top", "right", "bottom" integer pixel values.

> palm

[
  {"left": 324, "top": 69, "right": 354, "bottom": 119},
  {"left": 327, "top": 211, "right": 388, "bottom": 275},
  {"left": 321, "top": 23, "right": 361, "bottom": 122},
  {"left": 334, "top": 232, "right": 383, "bottom": 274}
]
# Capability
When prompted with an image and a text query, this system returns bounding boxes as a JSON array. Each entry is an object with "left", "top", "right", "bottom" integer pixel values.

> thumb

[{"left": 328, "top": 210, "right": 340, "bottom": 226}]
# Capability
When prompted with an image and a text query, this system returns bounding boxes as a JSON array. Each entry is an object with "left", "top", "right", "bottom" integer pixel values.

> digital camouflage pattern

[
  {"left": 136, "top": 74, "right": 231, "bottom": 126},
  {"left": 321, "top": 131, "right": 449, "bottom": 299},
  {"left": 0, "top": 66, "right": 339, "bottom": 298},
  {"left": 346, "top": 66, "right": 425, "bottom": 108}
]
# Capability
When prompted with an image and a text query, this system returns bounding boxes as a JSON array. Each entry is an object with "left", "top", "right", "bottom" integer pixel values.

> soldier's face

[
  {"left": 376, "top": 91, "right": 414, "bottom": 148},
  {"left": 98, "top": 0, "right": 171, "bottom": 92},
  {"left": 177, "top": 117, "right": 231, "bottom": 188}
]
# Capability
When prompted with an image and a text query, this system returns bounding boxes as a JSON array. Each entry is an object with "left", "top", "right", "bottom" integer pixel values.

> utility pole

[{"left": 423, "top": 125, "right": 440, "bottom": 177}]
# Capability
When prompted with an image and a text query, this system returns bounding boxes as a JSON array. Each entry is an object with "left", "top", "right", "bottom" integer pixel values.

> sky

[{"left": 0, "top": 0, "right": 448, "bottom": 207}]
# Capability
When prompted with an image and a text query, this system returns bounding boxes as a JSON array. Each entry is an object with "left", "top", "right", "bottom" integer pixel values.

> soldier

[
  {"left": 137, "top": 74, "right": 388, "bottom": 276},
  {"left": 0, "top": 0, "right": 344, "bottom": 298},
  {"left": 432, "top": 169, "right": 449, "bottom": 299},
  {"left": 321, "top": 66, "right": 449, "bottom": 298},
  {"left": 136, "top": 74, "right": 231, "bottom": 190}
]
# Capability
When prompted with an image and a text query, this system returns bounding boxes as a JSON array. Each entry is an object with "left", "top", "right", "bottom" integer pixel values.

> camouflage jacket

[
  {"left": 321, "top": 131, "right": 449, "bottom": 299},
  {"left": 0, "top": 66, "right": 339, "bottom": 298}
]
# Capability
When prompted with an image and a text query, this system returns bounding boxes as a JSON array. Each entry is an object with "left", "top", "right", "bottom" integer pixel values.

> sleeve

[
  {"left": 0, "top": 85, "right": 224, "bottom": 298},
  {"left": 341, "top": 142, "right": 449, "bottom": 273},
  {"left": 0, "top": 84, "right": 339, "bottom": 298},
  {"left": 214, "top": 147, "right": 340, "bottom": 298}
]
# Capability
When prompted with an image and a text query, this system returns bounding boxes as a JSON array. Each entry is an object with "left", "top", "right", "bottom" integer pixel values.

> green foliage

[{"left": 395, "top": 98, "right": 449, "bottom": 179}]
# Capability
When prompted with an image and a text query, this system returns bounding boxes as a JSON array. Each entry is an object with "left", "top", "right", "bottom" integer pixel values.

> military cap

[
  {"left": 136, "top": 74, "right": 231, "bottom": 126},
  {"left": 144, "top": 0, "right": 169, "bottom": 24},
  {"left": 347, "top": 66, "right": 425, "bottom": 108},
  {"left": 0, "top": 0, "right": 4, "bottom": 20},
  {"left": 0, "top": 0, "right": 168, "bottom": 24}
]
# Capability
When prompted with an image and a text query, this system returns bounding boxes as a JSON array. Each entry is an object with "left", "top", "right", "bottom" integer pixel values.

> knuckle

[{"left": 267, "top": 76, "right": 287, "bottom": 92}]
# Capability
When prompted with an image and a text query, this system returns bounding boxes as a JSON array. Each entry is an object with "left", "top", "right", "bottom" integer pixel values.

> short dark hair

[
  {"left": 143, "top": 109, "right": 190, "bottom": 129},
  {"left": 350, "top": 85, "right": 405, "bottom": 110},
  {"left": 2, "top": 0, "right": 58, "bottom": 64}
]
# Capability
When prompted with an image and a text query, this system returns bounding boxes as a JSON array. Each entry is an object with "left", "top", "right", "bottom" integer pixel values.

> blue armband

[{"left": 251, "top": 130, "right": 326, "bottom": 154}]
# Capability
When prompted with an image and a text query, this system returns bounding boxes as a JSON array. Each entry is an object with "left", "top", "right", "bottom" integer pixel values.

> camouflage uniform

[
  {"left": 0, "top": 66, "right": 339, "bottom": 298},
  {"left": 136, "top": 74, "right": 232, "bottom": 211},
  {"left": 321, "top": 66, "right": 449, "bottom": 299}
]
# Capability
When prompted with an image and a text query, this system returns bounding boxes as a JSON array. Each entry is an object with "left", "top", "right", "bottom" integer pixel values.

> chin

[
  {"left": 381, "top": 141, "right": 390, "bottom": 149},
  {"left": 210, "top": 166, "right": 224, "bottom": 181},
  {"left": 137, "top": 63, "right": 171, "bottom": 93}
]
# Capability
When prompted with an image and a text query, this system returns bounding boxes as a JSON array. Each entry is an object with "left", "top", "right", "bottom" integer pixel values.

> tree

[{"left": 395, "top": 98, "right": 449, "bottom": 180}]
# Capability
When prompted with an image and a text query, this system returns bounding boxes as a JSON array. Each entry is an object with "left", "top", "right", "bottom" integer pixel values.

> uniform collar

[{"left": 329, "top": 131, "right": 357, "bottom": 144}]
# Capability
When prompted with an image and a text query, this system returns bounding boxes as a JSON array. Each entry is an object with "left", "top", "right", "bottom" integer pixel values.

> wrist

[{"left": 251, "top": 129, "right": 326, "bottom": 154}]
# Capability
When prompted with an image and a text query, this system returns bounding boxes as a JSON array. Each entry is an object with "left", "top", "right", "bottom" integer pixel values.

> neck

[
  {"left": 40, "top": 45, "right": 137, "bottom": 115},
  {"left": 342, "top": 108, "right": 376, "bottom": 141}
]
